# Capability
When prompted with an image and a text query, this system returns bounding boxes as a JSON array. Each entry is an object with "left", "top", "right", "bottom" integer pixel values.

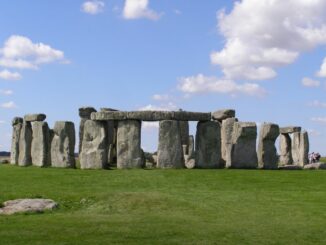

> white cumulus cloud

[
  {"left": 1, "top": 101, "right": 17, "bottom": 109},
  {"left": 301, "top": 77, "right": 320, "bottom": 87},
  {"left": 0, "top": 89, "right": 13, "bottom": 95},
  {"left": 123, "top": 0, "right": 162, "bottom": 20},
  {"left": 178, "top": 74, "right": 266, "bottom": 97},
  {"left": 0, "top": 69, "right": 21, "bottom": 80},
  {"left": 212, "top": 0, "right": 326, "bottom": 81},
  {"left": 82, "top": 1, "right": 105, "bottom": 15},
  {"left": 317, "top": 57, "right": 326, "bottom": 77},
  {"left": 0, "top": 35, "right": 67, "bottom": 70}
]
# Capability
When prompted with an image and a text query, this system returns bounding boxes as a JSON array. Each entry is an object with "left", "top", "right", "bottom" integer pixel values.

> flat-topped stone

[
  {"left": 24, "top": 114, "right": 46, "bottom": 122},
  {"left": 91, "top": 111, "right": 211, "bottom": 121},
  {"left": 0, "top": 199, "right": 57, "bottom": 215},
  {"left": 211, "top": 109, "right": 235, "bottom": 121},
  {"left": 12, "top": 117, "right": 23, "bottom": 126},
  {"left": 79, "top": 107, "right": 97, "bottom": 118},
  {"left": 279, "top": 126, "right": 301, "bottom": 134}
]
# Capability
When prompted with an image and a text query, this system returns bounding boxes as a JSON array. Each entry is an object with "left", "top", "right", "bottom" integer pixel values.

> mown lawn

[{"left": 0, "top": 165, "right": 325, "bottom": 245}]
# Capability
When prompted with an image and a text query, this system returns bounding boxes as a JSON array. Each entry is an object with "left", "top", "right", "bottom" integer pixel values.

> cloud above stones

[
  {"left": 123, "top": 0, "right": 162, "bottom": 20},
  {"left": 301, "top": 77, "right": 320, "bottom": 87},
  {"left": 0, "top": 70, "right": 21, "bottom": 81},
  {"left": 0, "top": 35, "right": 66, "bottom": 70},
  {"left": 211, "top": 0, "right": 326, "bottom": 81},
  {"left": 0, "top": 101, "right": 16, "bottom": 109},
  {"left": 178, "top": 74, "right": 266, "bottom": 97},
  {"left": 81, "top": 1, "right": 105, "bottom": 15}
]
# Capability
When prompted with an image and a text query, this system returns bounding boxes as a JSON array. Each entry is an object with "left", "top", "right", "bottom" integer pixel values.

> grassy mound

[{"left": 0, "top": 165, "right": 325, "bottom": 244}]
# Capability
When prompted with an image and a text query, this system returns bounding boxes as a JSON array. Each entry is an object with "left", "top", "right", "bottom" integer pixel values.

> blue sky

[{"left": 0, "top": 0, "right": 326, "bottom": 154}]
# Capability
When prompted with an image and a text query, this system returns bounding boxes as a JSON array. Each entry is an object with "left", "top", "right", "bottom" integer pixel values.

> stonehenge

[
  {"left": 157, "top": 120, "right": 184, "bottom": 168},
  {"left": 195, "top": 121, "right": 221, "bottom": 168},
  {"left": 9, "top": 107, "right": 311, "bottom": 170},
  {"left": 10, "top": 117, "right": 23, "bottom": 165},
  {"left": 257, "top": 123, "right": 279, "bottom": 169},
  {"left": 51, "top": 121, "right": 76, "bottom": 168},
  {"left": 80, "top": 120, "right": 107, "bottom": 169}
]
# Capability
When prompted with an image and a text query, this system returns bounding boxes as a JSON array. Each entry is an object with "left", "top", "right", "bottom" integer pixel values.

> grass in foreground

[{"left": 0, "top": 165, "right": 325, "bottom": 245}]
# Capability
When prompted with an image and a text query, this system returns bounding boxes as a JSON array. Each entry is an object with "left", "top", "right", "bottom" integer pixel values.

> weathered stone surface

[
  {"left": 12, "top": 117, "right": 23, "bottom": 126},
  {"left": 80, "top": 120, "right": 108, "bottom": 169},
  {"left": 212, "top": 109, "right": 235, "bottom": 121},
  {"left": 31, "top": 122, "right": 50, "bottom": 167},
  {"left": 51, "top": 121, "right": 75, "bottom": 168},
  {"left": 117, "top": 120, "right": 143, "bottom": 169},
  {"left": 292, "top": 132, "right": 301, "bottom": 165},
  {"left": 279, "top": 134, "right": 293, "bottom": 166},
  {"left": 18, "top": 121, "right": 32, "bottom": 166},
  {"left": 91, "top": 111, "right": 211, "bottom": 121},
  {"left": 79, "top": 107, "right": 97, "bottom": 154},
  {"left": 195, "top": 121, "right": 222, "bottom": 168},
  {"left": 279, "top": 126, "right": 301, "bottom": 134},
  {"left": 304, "top": 162, "right": 326, "bottom": 170},
  {"left": 299, "top": 131, "right": 309, "bottom": 166},
  {"left": 79, "top": 107, "right": 96, "bottom": 118},
  {"left": 157, "top": 120, "right": 184, "bottom": 168},
  {"left": 257, "top": 123, "right": 280, "bottom": 169},
  {"left": 10, "top": 118, "right": 23, "bottom": 164},
  {"left": 0, "top": 199, "right": 57, "bottom": 215},
  {"left": 24, "top": 114, "right": 46, "bottom": 122},
  {"left": 185, "top": 159, "right": 195, "bottom": 169},
  {"left": 279, "top": 165, "right": 302, "bottom": 170},
  {"left": 100, "top": 108, "right": 119, "bottom": 112},
  {"left": 221, "top": 118, "right": 237, "bottom": 167},
  {"left": 229, "top": 122, "right": 258, "bottom": 169}
]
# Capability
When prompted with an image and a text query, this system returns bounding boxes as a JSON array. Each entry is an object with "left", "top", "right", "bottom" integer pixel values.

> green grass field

[{"left": 0, "top": 165, "right": 325, "bottom": 245}]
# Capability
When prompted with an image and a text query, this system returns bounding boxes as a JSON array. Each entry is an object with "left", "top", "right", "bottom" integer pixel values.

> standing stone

[
  {"left": 78, "top": 107, "right": 97, "bottom": 154},
  {"left": 18, "top": 121, "right": 33, "bottom": 166},
  {"left": 257, "top": 123, "right": 279, "bottom": 169},
  {"left": 10, "top": 117, "right": 23, "bottom": 165},
  {"left": 51, "top": 121, "right": 76, "bottom": 168},
  {"left": 299, "top": 131, "right": 309, "bottom": 166},
  {"left": 279, "top": 134, "right": 293, "bottom": 166},
  {"left": 157, "top": 120, "right": 184, "bottom": 168},
  {"left": 195, "top": 121, "right": 222, "bottom": 168},
  {"left": 31, "top": 122, "right": 50, "bottom": 167},
  {"left": 229, "top": 122, "right": 258, "bottom": 169},
  {"left": 116, "top": 120, "right": 143, "bottom": 169},
  {"left": 80, "top": 120, "right": 108, "bottom": 169},
  {"left": 292, "top": 132, "right": 301, "bottom": 165},
  {"left": 221, "top": 118, "right": 237, "bottom": 167}
]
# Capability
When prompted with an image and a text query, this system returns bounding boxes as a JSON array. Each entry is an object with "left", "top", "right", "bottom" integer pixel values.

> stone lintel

[
  {"left": 279, "top": 126, "right": 301, "bottom": 134},
  {"left": 91, "top": 111, "right": 211, "bottom": 121}
]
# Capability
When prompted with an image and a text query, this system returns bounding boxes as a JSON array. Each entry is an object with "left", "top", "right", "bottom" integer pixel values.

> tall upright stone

[
  {"left": 79, "top": 107, "right": 97, "bottom": 154},
  {"left": 116, "top": 120, "right": 143, "bottom": 169},
  {"left": 292, "top": 132, "right": 301, "bottom": 165},
  {"left": 100, "top": 108, "right": 118, "bottom": 166},
  {"left": 31, "top": 121, "right": 50, "bottom": 167},
  {"left": 80, "top": 120, "right": 108, "bottom": 169},
  {"left": 10, "top": 117, "right": 23, "bottom": 165},
  {"left": 195, "top": 121, "right": 222, "bottom": 168},
  {"left": 157, "top": 120, "right": 184, "bottom": 168},
  {"left": 229, "top": 122, "right": 258, "bottom": 169},
  {"left": 257, "top": 123, "right": 279, "bottom": 169},
  {"left": 51, "top": 121, "right": 76, "bottom": 168},
  {"left": 221, "top": 118, "right": 237, "bottom": 166},
  {"left": 18, "top": 121, "right": 33, "bottom": 166},
  {"left": 279, "top": 134, "right": 293, "bottom": 165},
  {"left": 299, "top": 131, "right": 309, "bottom": 166}
]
